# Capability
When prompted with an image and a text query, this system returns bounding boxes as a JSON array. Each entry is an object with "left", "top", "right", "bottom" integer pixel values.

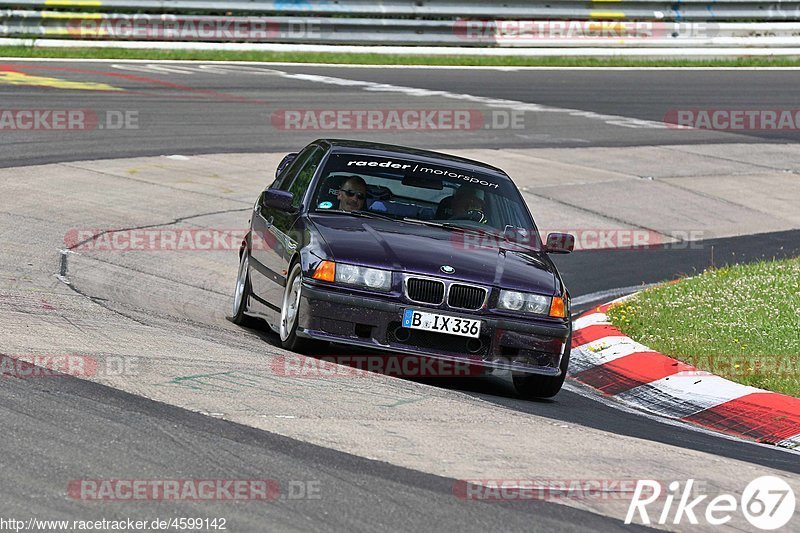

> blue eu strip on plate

[{"left": 402, "top": 309, "right": 413, "bottom": 328}]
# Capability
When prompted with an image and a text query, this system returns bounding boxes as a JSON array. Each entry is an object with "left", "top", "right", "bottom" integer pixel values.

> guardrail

[
  {"left": 1, "top": 0, "right": 800, "bottom": 21},
  {"left": 1, "top": 1, "right": 798, "bottom": 49},
  {"left": 3, "top": 11, "right": 800, "bottom": 46},
  {"left": 0, "top": 0, "right": 800, "bottom": 21}
]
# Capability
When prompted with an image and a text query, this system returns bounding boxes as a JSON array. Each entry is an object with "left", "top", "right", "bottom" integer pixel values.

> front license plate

[{"left": 402, "top": 309, "right": 481, "bottom": 338}]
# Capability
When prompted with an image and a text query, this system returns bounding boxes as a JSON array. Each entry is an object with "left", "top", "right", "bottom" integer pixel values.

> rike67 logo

[{"left": 626, "top": 477, "right": 795, "bottom": 530}]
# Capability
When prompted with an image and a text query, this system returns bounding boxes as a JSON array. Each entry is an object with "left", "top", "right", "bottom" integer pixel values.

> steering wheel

[{"left": 451, "top": 209, "right": 487, "bottom": 224}]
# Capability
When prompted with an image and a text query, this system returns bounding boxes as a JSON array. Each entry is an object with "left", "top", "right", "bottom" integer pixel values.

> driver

[
  {"left": 336, "top": 176, "right": 367, "bottom": 212},
  {"left": 450, "top": 186, "right": 486, "bottom": 221}
]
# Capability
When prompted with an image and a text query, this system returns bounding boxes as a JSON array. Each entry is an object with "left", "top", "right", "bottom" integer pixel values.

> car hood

[{"left": 309, "top": 213, "right": 557, "bottom": 295}]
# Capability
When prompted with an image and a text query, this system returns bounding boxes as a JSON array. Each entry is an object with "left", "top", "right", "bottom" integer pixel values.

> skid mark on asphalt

[
  {"left": 1, "top": 64, "right": 268, "bottom": 103},
  {"left": 0, "top": 68, "right": 123, "bottom": 91},
  {"left": 156, "top": 370, "right": 428, "bottom": 408}
]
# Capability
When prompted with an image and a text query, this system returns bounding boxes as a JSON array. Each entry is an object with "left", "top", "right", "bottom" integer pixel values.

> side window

[
  {"left": 272, "top": 145, "right": 316, "bottom": 191},
  {"left": 287, "top": 147, "right": 324, "bottom": 208}
]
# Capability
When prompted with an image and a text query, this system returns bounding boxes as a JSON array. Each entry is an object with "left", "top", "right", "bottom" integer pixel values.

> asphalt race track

[
  {"left": 1, "top": 60, "right": 799, "bottom": 531},
  {"left": 2, "top": 62, "right": 800, "bottom": 168}
]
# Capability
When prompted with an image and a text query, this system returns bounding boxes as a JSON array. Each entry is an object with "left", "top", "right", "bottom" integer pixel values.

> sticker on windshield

[
  {"left": 318, "top": 201, "right": 333, "bottom": 209},
  {"left": 347, "top": 160, "right": 412, "bottom": 170},
  {"left": 415, "top": 165, "right": 499, "bottom": 189},
  {"left": 345, "top": 159, "right": 499, "bottom": 189}
]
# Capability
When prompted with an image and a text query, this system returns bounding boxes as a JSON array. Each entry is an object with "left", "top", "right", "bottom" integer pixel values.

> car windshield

[{"left": 310, "top": 153, "right": 537, "bottom": 236}]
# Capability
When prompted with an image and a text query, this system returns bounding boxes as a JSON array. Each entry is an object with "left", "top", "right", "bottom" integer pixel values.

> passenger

[
  {"left": 337, "top": 176, "right": 367, "bottom": 212},
  {"left": 450, "top": 186, "right": 486, "bottom": 222}
]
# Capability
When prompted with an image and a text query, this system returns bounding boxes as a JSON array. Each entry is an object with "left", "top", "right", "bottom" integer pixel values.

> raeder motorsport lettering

[{"left": 345, "top": 160, "right": 500, "bottom": 189}]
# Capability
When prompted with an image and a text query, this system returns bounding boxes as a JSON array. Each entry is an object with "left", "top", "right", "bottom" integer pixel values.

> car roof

[{"left": 316, "top": 139, "right": 511, "bottom": 180}]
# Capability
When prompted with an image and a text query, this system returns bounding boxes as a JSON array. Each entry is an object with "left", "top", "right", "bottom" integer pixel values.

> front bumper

[{"left": 297, "top": 282, "right": 571, "bottom": 376}]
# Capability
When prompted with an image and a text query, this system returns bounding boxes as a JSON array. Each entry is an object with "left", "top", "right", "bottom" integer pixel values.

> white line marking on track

[
  {"left": 277, "top": 71, "right": 670, "bottom": 129},
  {"left": 571, "top": 283, "right": 658, "bottom": 308},
  {"left": 106, "top": 62, "right": 669, "bottom": 129},
  {"left": 4, "top": 57, "right": 800, "bottom": 70}
]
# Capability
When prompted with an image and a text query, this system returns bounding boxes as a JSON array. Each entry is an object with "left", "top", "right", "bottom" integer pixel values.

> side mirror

[
  {"left": 503, "top": 226, "right": 536, "bottom": 248},
  {"left": 260, "top": 189, "right": 295, "bottom": 212},
  {"left": 276, "top": 152, "right": 298, "bottom": 179},
  {"left": 544, "top": 232, "right": 574, "bottom": 254}
]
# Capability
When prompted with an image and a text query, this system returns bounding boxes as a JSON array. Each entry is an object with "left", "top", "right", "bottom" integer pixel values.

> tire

[
  {"left": 279, "top": 262, "right": 324, "bottom": 353},
  {"left": 512, "top": 335, "right": 571, "bottom": 400},
  {"left": 231, "top": 246, "right": 254, "bottom": 326}
]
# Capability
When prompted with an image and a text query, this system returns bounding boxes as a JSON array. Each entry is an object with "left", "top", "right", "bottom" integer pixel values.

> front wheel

[
  {"left": 512, "top": 336, "right": 571, "bottom": 400},
  {"left": 231, "top": 247, "right": 253, "bottom": 325},
  {"left": 279, "top": 262, "right": 322, "bottom": 352}
]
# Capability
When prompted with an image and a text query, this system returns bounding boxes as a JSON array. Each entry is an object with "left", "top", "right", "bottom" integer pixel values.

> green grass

[
  {"left": 2, "top": 45, "right": 800, "bottom": 67},
  {"left": 607, "top": 257, "right": 800, "bottom": 397}
]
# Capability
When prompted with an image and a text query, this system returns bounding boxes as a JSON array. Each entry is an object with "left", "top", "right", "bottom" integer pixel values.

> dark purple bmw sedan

[{"left": 232, "top": 139, "right": 575, "bottom": 398}]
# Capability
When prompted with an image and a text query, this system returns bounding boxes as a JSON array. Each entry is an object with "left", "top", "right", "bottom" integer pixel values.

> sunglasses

[{"left": 339, "top": 189, "right": 366, "bottom": 200}]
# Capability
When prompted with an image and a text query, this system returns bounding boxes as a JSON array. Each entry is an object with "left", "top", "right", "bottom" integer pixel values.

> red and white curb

[{"left": 569, "top": 299, "right": 800, "bottom": 450}]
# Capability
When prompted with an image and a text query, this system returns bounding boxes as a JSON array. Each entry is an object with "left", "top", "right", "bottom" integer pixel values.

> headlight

[
  {"left": 312, "top": 261, "right": 392, "bottom": 291},
  {"left": 497, "top": 290, "right": 550, "bottom": 314},
  {"left": 336, "top": 264, "right": 392, "bottom": 291},
  {"left": 363, "top": 268, "right": 391, "bottom": 289},
  {"left": 336, "top": 263, "right": 361, "bottom": 285}
]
